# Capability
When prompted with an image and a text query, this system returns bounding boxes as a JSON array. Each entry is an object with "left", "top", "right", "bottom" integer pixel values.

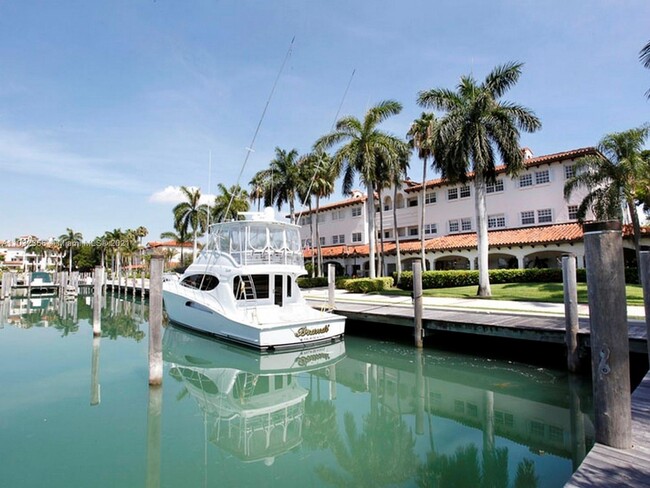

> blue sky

[{"left": 1, "top": 0, "right": 649, "bottom": 243}]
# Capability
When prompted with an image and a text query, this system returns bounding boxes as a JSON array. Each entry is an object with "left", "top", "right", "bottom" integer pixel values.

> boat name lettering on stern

[{"left": 294, "top": 324, "right": 330, "bottom": 338}]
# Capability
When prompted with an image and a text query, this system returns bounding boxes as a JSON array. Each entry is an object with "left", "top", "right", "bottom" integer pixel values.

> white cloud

[{"left": 149, "top": 185, "right": 214, "bottom": 205}]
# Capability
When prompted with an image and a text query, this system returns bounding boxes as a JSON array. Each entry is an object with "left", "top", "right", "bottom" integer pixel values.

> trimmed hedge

[
  {"left": 394, "top": 267, "right": 641, "bottom": 290},
  {"left": 296, "top": 276, "right": 329, "bottom": 288},
  {"left": 343, "top": 277, "right": 394, "bottom": 293}
]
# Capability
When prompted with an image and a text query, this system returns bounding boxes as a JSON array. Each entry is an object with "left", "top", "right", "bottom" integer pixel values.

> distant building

[
  {"left": 294, "top": 147, "right": 649, "bottom": 276},
  {"left": 145, "top": 240, "right": 194, "bottom": 268},
  {"left": 0, "top": 237, "right": 62, "bottom": 271}
]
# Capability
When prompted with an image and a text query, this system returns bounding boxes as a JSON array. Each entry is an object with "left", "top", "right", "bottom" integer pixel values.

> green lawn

[{"left": 382, "top": 282, "right": 646, "bottom": 306}]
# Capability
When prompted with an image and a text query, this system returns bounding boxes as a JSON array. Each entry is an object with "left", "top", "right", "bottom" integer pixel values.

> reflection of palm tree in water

[{"left": 316, "top": 407, "right": 417, "bottom": 487}]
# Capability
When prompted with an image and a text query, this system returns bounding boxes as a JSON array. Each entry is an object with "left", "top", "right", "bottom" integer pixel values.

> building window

[
  {"left": 397, "top": 228, "right": 406, "bottom": 237},
  {"left": 425, "top": 191, "right": 437, "bottom": 204},
  {"left": 317, "top": 214, "right": 326, "bottom": 223},
  {"left": 568, "top": 205, "right": 579, "bottom": 220},
  {"left": 488, "top": 214, "right": 506, "bottom": 229},
  {"left": 535, "top": 169, "right": 550, "bottom": 185},
  {"left": 564, "top": 164, "right": 575, "bottom": 179},
  {"left": 408, "top": 197, "right": 419, "bottom": 207},
  {"left": 521, "top": 211, "right": 535, "bottom": 225},
  {"left": 486, "top": 179, "right": 504, "bottom": 194},
  {"left": 424, "top": 223, "right": 437, "bottom": 235},
  {"left": 319, "top": 237, "right": 325, "bottom": 245},
  {"left": 519, "top": 174, "right": 533, "bottom": 188},
  {"left": 460, "top": 185, "right": 471, "bottom": 198},
  {"left": 408, "top": 227, "right": 419, "bottom": 237},
  {"left": 352, "top": 232, "right": 362, "bottom": 243},
  {"left": 537, "top": 208, "right": 553, "bottom": 223},
  {"left": 448, "top": 220, "right": 459, "bottom": 233},
  {"left": 300, "top": 216, "right": 311, "bottom": 225},
  {"left": 461, "top": 218, "right": 472, "bottom": 231},
  {"left": 447, "top": 188, "right": 458, "bottom": 200},
  {"left": 332, "top": 235, "right": 339, "bottom": 244},
  {"left": 331, "top": 210, "right": 344, "bottom": 220},
  {"left": 384, "top": 231, "right": 391, "bottom": 239},
  {"left": 351, "top": 207, "right": 362, "bottom": 217}
]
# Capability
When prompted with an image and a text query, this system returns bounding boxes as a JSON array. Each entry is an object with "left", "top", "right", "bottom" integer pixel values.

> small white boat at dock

[{"left": 162, "top": 208, "right": 345, "bottom": 350}]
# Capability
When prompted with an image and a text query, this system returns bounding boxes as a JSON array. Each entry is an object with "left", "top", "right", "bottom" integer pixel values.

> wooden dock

[
  {"left": 565, "top": 372, "right": 650, "bottom": 487},
  {"left": 305, "top": 292, "right": 650, "bottom": 488},
  {"left": 305, "top": 295, "right": 648, "bottom": 354}
]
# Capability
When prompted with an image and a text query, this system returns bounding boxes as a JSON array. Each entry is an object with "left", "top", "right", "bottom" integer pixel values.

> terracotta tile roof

[
  {"left": 302, "top": 222, "right": 645, "bottom": 259},
  {"left": 295, "top": 195, "right": 367, "bottom": 217},
  {"left": 406, "top": 147, "right": 598, "bottom": 192},
  {"left": 146, "top": 241, "right": 193, "bottom": 248}
]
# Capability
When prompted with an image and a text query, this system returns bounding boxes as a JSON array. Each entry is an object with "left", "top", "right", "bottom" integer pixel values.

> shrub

[
  {"left": 344, "top": 277, "right": 393, "bottom": 293},
  {"left": 296, "top": 276, "right": 329, "bottom": 288}
]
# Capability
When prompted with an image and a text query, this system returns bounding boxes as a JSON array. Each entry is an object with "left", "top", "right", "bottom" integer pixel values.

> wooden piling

[
  {"left": 146, "top": 385, "right": 162, "bottom": 488},
  {"left": 640, "top": 251, "right": 650, "bottom": 361},
  {"left": 327, "top": 264, "right": 336, "bottom": 310},
  {"left": 26, "top": 272, "right": 32, "bottom": 297},
  {"left": 563, "top": 255, "right": 580, "bottom": 372},
  {"left": 583, "top": 220, "right": 632, "bottom": 449},
  {"left": 93, "top": 267, "right": 103, "bottom": 337},
  {"left": 413, "top": 259, "right": 423, "bottom": 348},
  {"left": 148, "top": 256, "right": 164, "bottom": 386},
  {"left": 1, "top": 272, "right": 8, "bottom": 299},
  {"left": 90, "top": 336, "right": 101, "bottom": 406}
]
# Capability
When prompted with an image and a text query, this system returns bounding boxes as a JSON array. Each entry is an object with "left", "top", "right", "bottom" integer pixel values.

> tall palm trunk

[
  {"left": 367, "top": 191, "right": 377, "bottom": 279},
  {"left": 627, "top": 197, "right": 643, "bottom": 281},
  {"left": 420, "top": 157, "right": 428, "bottom": 269},
  {"left": 475, "top": 176, "right": 491, "bottom": 296},
  {"left": 393, "top": 185, "right": 402, "bottom": 284},
  {"left": 307, "top": 200, "right": 315, "bottom": 276},
  {"left": 377, "top": 188, "right": 386, "bottom": 277},
  {"left": 316, "top": 197, "right": 323, "bottom": 278}
]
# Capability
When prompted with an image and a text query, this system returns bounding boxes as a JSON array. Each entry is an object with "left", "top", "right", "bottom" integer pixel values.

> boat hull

[{"left": 163, "top": 286, "right": 345, "bottom": 351}]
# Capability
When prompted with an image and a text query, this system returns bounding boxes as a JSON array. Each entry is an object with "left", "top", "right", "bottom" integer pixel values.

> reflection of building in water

[
  {"left": 1, "top": 297, "right": 76, "bottom": 328},
  {"left": 163, "top": 326, "right": 346, "bottom": 464},
  {"left": 335, "top": 355, "right": 594, "bottom": 461}
]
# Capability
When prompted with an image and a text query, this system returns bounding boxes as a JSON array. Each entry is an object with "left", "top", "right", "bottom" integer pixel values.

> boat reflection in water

[{"left": 163, "top": 325, "right": 346, "bottom": 465}]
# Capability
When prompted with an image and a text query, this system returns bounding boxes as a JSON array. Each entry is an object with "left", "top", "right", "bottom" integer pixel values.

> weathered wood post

[
  {"left": 10, "top": 272, "right": 16, "bottom": 297},
  {"left": 640, "top": 250, "right": 650, "bottom": 361},
  {"left": 327, "top": 263, "right": 336, "bottom": 310},
  {"left": 90, "top": 336, "right": 101, "bottom": 406},
  {"left": 146, "top": 383, "right": 162, "bottom": 488},
  {"left": 563, "top": 254, "right": 580, "bottom": 372},
  {"left": 93, "top": 266, "right": 103, "bottom": 337},
  {"left": 415, "top": 348, "right": 425, "bottom": 435},
  {"left": 568, "top": 374, "right": 587, "bottom": 471},
  {"left": 141, "top": 272, "right": 146, "bottom": 297},
  {"left": 413, "top": 260, "right": 423, "bottom": 348},
  {"left": 1, "top": 272, "right": 8, "bottom": 299},
  {"left": 26, "top": 272, "right": 32, "bottom": 297},
  {"left": 583, "top": 220, "right": 632, "bottom": 448},
  {"left": 60, "top": 271, "right": 68, "bottom": 298},
  {"left": 149, "top": 256, "right": 164, "bottom": 386}
]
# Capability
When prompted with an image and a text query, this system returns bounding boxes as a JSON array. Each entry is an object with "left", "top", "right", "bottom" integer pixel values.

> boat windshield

[{"left": 206, "top": 221, "right": 303, "bottom": 267}]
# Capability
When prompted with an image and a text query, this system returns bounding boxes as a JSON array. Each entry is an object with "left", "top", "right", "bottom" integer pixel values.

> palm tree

[
  {"left": 268, "top": 147, "right": 301, "bottom": 222},
  {"left": 564, "top": 125, "right": 650, "bottom": 273},
  {"left": 299, "top": 149, "right": 338, "bottom": 277},
  {"left": 418, "top": 62, "right": 541, "bottom": 296},
  {"left": 160, "top": 229, "right": 191, "bottom": 267},
  {"left": 58, "top": 228, "right": 83, "bottom": 273},
  {"left": 407, "top": 112, "right": 438, "bottom": 268},
  {"left": 173, "top": 186, "right": 209, "bottom": 261},
  {"left": 212, "top": 183, "right": 250, "bottom": 222},
  {"left": 640, "top": 40, "right": 650, "bottom": 98},
  {"left": 249, "top": 171, "right": 269, "bottom": 211},
  {"left": 317, "top": 100, "right": 405, "bottom": 279},
  {"left": 385, "top": 145, "right": 410, "bottom": 283},
  {"left": 26, "top": 241, "right": 46, "bottom": 271}
]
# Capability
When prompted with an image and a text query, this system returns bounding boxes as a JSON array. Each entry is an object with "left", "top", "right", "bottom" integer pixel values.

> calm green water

[{"left": 0, "top": 293, "right": 593, "bottom": 488}]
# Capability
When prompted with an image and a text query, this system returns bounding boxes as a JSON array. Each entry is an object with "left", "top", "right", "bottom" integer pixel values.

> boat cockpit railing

[{"left": 203, "top": 222, "right": 304, "bottom": 269}]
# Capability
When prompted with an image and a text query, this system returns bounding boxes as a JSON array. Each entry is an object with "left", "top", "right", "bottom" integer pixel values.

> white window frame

[
  {"left": 448, "top": 220, "right": 459, "bottom": 233},
  {"left": 461, "top": 217, "right": 472, "bottom": 231},
  {"left": 351, "top": 207, "right": 362, "bottom": 217},
  {"left": 447, "top": 188, "right": 458, "bottom": 200},
  {"left": 459, "top": 185, "right": 471, "bottom": 199},
  {"left": 537, "top": 208, "right": 553, "bottom": 223},
  {"left": 535, "top": 169, "right": 550, "bottom": 185},
  {"left": 521, "top": 211, "right": 535, "bottom": 225},
  {"left": 564, "top": 164, "right": 575, "bottom": 179},
  {"left": 519, "top": 174, "right": 533, "bottom": 188},
  {"left": 424, "top": 223, "right": 437, "bottom": 235},
  {"left": 425, "top": 191, "right": 437, "bottom": 204},
  {"left": 486, "top": 179, "right": 504, "bottom": 194},
  {"left": 568, "top": 205, "right": 579, "bottom": 220},
  {"left": 352, "top": 232, "right": 362, "bottom": 243},
  {"left": 487, "top": 214, "right": 506, "bottom": 229}
]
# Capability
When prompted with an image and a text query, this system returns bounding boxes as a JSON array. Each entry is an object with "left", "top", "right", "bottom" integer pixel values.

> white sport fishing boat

[{"left": 162, "top": 207, "right": 345, "bottom": 350}]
